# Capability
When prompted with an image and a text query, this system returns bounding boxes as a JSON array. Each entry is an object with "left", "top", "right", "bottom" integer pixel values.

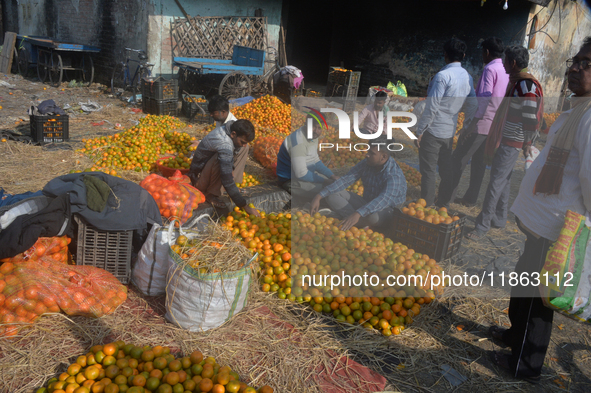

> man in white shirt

[
  {"left": 414, "top": 37, "right": 477, "bottom": 207},
  {"left": 357, "top": 91, "right": 388, "bottom": 134},
  {"left": 208, "top": 95, "right": 237, "bottom": 127},
  {"left": 487, "top": 38, "right": 591, "bottom": 382}
]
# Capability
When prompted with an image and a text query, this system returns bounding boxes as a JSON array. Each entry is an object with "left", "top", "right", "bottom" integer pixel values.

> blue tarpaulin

[{"left": 0, "top": 188, "right": 43, "bottom": 209}]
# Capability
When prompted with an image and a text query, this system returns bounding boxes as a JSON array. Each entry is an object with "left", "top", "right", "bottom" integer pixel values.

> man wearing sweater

[{"left": 467, "top": 46, "right": 543, "bottom": 239}]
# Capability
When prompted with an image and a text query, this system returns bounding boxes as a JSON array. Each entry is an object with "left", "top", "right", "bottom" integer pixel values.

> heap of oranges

[
  {"left": 402, "top": 199, "right": 461, "bottom": 225},
  {"left": 290, "top": 211, "right": 443, "bottom": 335},
  {"left": 220, "top": 208, "right": 292, "bottom": 298},
  {"left": 236, "top": 173, "right": 261, "bottom": 188},
  {"left": 37, "top": 341, "right": 273, "bottom": 393},
  {"left": 140, "top": 173, "right": 204, "bottom": 223},
  {"left": 221, "top": 206, "right": 444, "bottom": 336},
  {"left": 397, "top": 162, "right": 421, "bottom": 187},
  {"left": 232, "top": 95, "right": 293, "bottom": 138},
  {"left": 159, "top": 154, "right": 192, "bottom": 170},
  {"left": 79, "top": 115, "right": 193, "bottom": 173}
]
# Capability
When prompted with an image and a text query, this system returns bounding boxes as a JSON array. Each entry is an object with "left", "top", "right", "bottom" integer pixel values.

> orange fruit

[
  {"left": 199, "top": 378, "right": 214, "bottom": 392},
  {"left": 103, "top": 343, "right": 117, "bottom": 356}
]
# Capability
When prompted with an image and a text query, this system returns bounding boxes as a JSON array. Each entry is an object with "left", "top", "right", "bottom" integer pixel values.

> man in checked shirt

[{"left": 310, "top": 138, "right": 407, "bottom": 231}]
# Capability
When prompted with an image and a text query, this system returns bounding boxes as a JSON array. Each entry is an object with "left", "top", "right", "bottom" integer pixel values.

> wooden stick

[{"left": 280, "top": 26, "right": 288, "bottom": 67}]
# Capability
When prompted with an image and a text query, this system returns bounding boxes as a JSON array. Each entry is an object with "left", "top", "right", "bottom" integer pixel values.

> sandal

[
  {"left": 488, "top": 325, "right": 510, "bottom": 347},
  {"left": 489, "top": 351, "right": 541, "bottom": 384},
  {"left": 206, "top": 195, "right": 227, "bottom": 209},
  {"left": 465, "top": 229, "right": 485, "bottom": 240}
]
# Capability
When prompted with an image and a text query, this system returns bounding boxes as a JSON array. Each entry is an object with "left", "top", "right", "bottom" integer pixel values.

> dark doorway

[{"left": 282, "top": 0, "right": 334, "bottom": 88}]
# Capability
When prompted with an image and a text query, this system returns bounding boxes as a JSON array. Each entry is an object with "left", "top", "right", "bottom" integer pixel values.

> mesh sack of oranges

[
  {"left": 165, "top": 216, "right": 257, "bottom": 331},
  {"left": 0, "top": 255, "right": 127, "bottom": 337},
  {"left": 252, "top": 136, "right": 283, "bottom": 175},
  {"left": 0, "top": 235, "right": 71, "bottom": 264},
  {"left": 140, "top": 170, "right": 205, "bottom": 225}
]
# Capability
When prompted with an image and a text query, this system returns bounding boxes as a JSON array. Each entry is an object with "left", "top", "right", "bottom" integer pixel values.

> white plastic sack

[
  {"left": 164, "top": 220, "right": 256, "bottom": 332},
  {"left": 131, "top": 221, "right": 176, "bottom": 296}
]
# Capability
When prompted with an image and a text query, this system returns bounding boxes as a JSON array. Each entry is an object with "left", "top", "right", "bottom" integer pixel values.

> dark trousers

[
  {"left": 475, "top": 143, "right": 520, "bottom": 233},
  {"left": 438, "top": 132, "right": 487, "bottom": 206},
  {"left": 503, "top": 228, "right": 553, "bottom": 378},
  {"left": 418, "top": 131, "right": 453, "bottom": 207}
]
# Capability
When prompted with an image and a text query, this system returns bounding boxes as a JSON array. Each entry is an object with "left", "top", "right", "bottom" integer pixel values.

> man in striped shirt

[
  {"left": 276, "top": 117, "right": 338, "bottom": 204},
  {"left": 467, "top": 46, "right": 543, "bottom": 239},
  {"left": 310, "top": 138, "right": 407, "bottom": 231}
]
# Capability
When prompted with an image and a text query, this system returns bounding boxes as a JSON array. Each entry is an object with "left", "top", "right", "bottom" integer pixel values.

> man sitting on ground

[
  {"left": 276, "top": 115, "right": 339, "bottom": 205},
  {"left": 208, "top": 95, "right": 237, "bottom": 127},
  {"left": 188, "top": 119, "right": 260, "bottom": 217},
  {"left": 357, "top": 91, "right": 389, "bottom": 134},
  {"left": 310, "top": 138, "right": 407, "bottom": 231}
]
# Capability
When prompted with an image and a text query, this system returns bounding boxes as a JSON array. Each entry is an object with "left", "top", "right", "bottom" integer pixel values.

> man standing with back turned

[
  {"left": 438, "top": 37, "right": 509, "bottom": 207},
  {"left": 487, "top": 38, "right": 591, "bottom": 383},
  {"left": 414, "top": 37, "right": 477, "bottom": 207}
]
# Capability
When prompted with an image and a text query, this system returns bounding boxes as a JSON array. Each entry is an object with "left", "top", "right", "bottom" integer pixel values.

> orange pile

[
  {"left": 397, "top": 162, "right": 421, "bottom": 187},
  {"left": 402, "top": 198, "right": 461, "bottom": 225},
  {"left": 236, "top": 173, "right": 261, "bottom": 188},
  {"left": 79, "top": 115, "right": 192, "bottom": 173},
  {"left": 290, "top": 211, "right": 443, "bottom": 335},
  {"left": 543, "top": 112, "right": 560, "bottom": 131},
  {"left": 221, "top": 208, "right": 292, "bottom": 298},
  {"left": 38, "top": 342, "right": 273, "bottom": 393},
  {"left": 232, "top": 95, "right": 293, "bottom": 138},
  {"left": 346, "top": 179, "right": 364, "bottom": 196}
]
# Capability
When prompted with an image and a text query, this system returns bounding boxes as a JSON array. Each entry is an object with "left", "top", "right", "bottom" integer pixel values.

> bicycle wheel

[{"left": 111, "top": 63, "right": 127, "bottom": 97}]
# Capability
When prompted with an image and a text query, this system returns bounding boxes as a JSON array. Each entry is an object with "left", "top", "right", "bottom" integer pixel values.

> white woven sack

[
  {"left": 131, "top": 220, "right": 176, "bottom": 296},
  {"left": 164, "top": 215, "right": 256, "bottom": 331}
]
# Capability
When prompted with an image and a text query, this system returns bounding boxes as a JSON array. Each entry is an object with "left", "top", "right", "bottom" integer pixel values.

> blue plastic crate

[{"left": 232, "top": 46, "right": 264, "bottom": 67}]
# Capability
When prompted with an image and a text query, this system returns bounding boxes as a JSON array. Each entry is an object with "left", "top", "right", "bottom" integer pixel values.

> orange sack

[
  {"left": 0, "top": 236, "right": 71, "bottom": 265},
  {"left": 0, "top": 243, "right": 127, "bottom": 337},
  {"left": 140, "top": 170, "right": 205, "bottom": 225}
]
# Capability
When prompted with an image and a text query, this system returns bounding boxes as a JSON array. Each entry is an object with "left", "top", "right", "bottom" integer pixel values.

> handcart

[{"left": 14, "top": 35, "right": 100, "bottom": 87}]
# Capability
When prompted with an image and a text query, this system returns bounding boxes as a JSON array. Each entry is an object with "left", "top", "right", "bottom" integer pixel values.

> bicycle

[
  {"left": 250, "top": 47, "right": 280, "bottom": 97},
  {"left": 110, "top": 48, "right": 154, "bottom": 102}
]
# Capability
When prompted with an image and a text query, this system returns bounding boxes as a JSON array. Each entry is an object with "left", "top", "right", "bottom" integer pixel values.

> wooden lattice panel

[{"left": 172, "top": 16, "right": 268, "bottom": 59}]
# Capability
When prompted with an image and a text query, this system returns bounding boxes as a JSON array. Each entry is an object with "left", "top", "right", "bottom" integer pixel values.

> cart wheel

[
  {"left": 11, "top": 47, "right": 19, "bottom": 74},
  {"left": 37, "top": 51, "right": 48, "bottom": 82},
  {"left": 219, "top": 71, "right": 251, "bottom": 100},
  {"left": 79, "top": 54, "right": 94, "bottom": 86},
  {"left": 18, "top": 47, "right": 30, "bottom": 78},
  {"left": 49, "top": 53, "right": 63, "bottom": 87}
]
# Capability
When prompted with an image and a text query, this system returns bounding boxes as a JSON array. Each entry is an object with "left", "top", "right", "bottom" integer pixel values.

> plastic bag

[
  {"left": 0, "top": 236, "right": 71, "bottom": 264},
  {"left": 525, "top": 146, "right": 540, "bottom": 170},
  {"left": 540, "top": 210, "right": 591, "bottom": 323},
  {"left": 140, "top": 170, "right": 205, "bottom": 225},
  {"left": 164, "top": 220, "right": 256, "bottom": 332},
  {"left": 0, "top": 256, "right": 127, "bottom": 337},
  {"left": 396, "top": 81, "right": 408, "bottom": 97},
  {"left": 132, "top": 221, "right": 177, "bottom": 296}
]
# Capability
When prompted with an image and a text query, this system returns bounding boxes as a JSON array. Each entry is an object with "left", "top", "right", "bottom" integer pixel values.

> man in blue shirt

[
  {"left": 414, "top": 38, "right": 477, "bottom": 207},
  {"left": 310, "top": 138, "right": 407, "bottom": 231},
  {"left": 276, "top": 116, "right": 338, "bottom": 205}
]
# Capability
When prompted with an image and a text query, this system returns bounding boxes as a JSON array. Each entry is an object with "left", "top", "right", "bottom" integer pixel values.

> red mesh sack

[
  {"left": 0, "top": 257, "right": 127, "bottom": 337},
  {"left": 0, "top": 236, "right": 71, "bottom": 265},
  {"left": 253, "top": 136, "right": 283, "bottom": 175},
  {"left": 140, "top": 170, "right": 205, "bottom": 225}
]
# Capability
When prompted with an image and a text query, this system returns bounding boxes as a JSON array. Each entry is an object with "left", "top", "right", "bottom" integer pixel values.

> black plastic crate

[
  {"left": 142, "top": 77, "right": 178, "bottom": 101},
  {"left": 181, "top": 94, "right": 211, "bottom": 122},
  {"left": 30, "top": 114, "right": 69, "bottom": 145},
  {"left": 74, "top": 215, "right": 133, "bottom": 284},
  {"left": 390, "top": 208, "right": 467, "bottom": 261},
  {"left": 142, "top": 98, "right": 178, "bottom": 116},
  {"left": 343, "top": 84, "right": 358, "bottom": 100}
]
